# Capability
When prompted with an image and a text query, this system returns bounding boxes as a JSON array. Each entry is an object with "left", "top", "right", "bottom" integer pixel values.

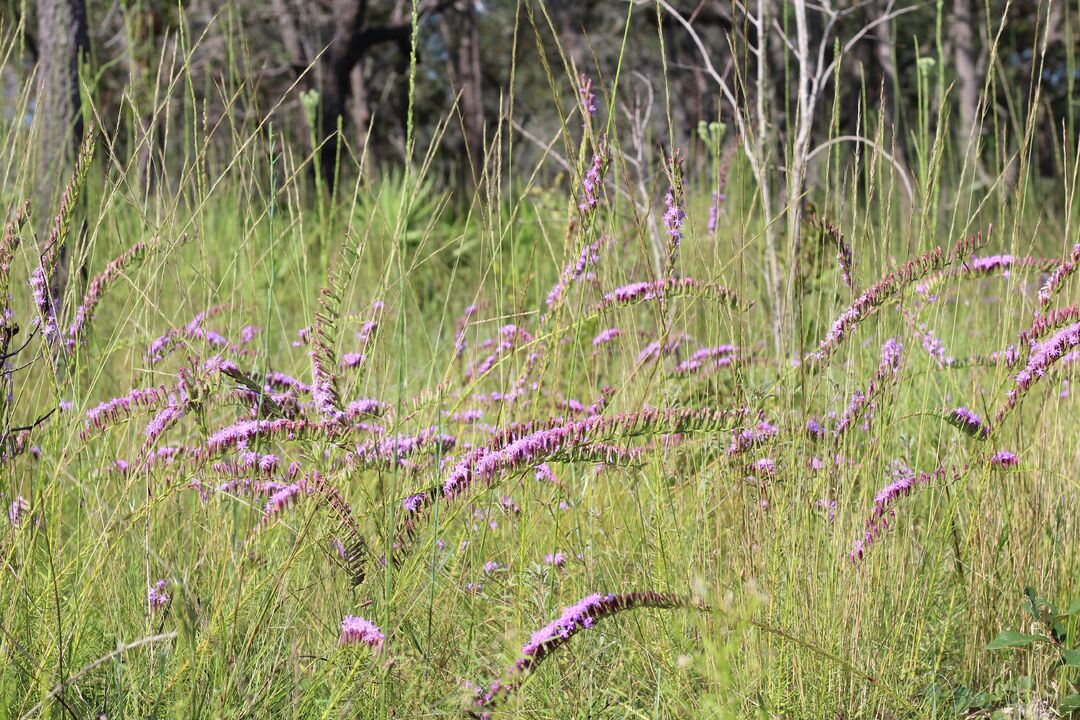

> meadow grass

[{"left": 2, "top": 8, "right": 1080, "bottom": 719}]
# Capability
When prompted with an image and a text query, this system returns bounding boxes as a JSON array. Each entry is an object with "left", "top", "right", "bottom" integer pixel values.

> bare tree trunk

[
  {"left": 952, "top": 0, "right": 980, "bottom": 176},
  {"left": 870, "top": 0, "right": 900, "bottom": 148},
  {"left": 349, "top": 64, "right": 372, "bottom": 145},
  {"left": 785, "top": 0, "right": 813, "bottom": 360},
  {"left": 440, "top": 3, "right": 485, "bottom": 190},
  {"left": 317, "top": 0, "right": 412, "bottom": 189},
  {"left": 756, "top": 0, "right": 783, "bottom": 360},
  {"left": 35, "top": 0, "right": 90, "bottom": 303}
]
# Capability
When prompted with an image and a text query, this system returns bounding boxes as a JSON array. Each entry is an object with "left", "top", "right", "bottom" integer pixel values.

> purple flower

[
  {"left": 341, "top": 352, "right": 366, "bottom": 369},
  {"left": 340, "top": 614, "right": 384, "bottom": 652},
  {"left": 264, "top": 484, "right": 302, "bottom": 519},
  {"left": 471, "top": 591, "right": 686, "bottom": 714},
  {"left": 483, "top": 560, "right": 501, "bottom": 574},
  {"left": 947, "top": 406, "right": 990, "bottom": 439},
  {"left": 534, "top": 463, "right": 557, "bottom": 484},
  {"left": 544, "top": 552, "right": 566, "bottom": 568},
  {"left": 592, "top": 327, "right": 621, "bottom": 347},
  {"left": 990, "top": 450, "right": 1018, "bottom": 467},
  {"left": 814, "top": 498, "right": 837, "bottom": 523},
  {"left": 663, "top": 184, "right": 685, "bottom": 251},
  {"left": 998, "top": 321, "right": 1080, "bottom": 422},
  {"left": 148, "top": 579, "right": 169, "bottom": 612},
  {"left": 1038, "top": 243, "right": 1080, "bottom": 306},
  {"left": 578, "top": 73, "right": 597, "bottom": 116},
  {"left": 8, "top": 496, "right": 29, "bottom": 526},
  {"left": 578, "top": 147, "right": 607, "bottom": 213},
  {"left": 850, "top": 464, "right": 950, "bottom": 562}
]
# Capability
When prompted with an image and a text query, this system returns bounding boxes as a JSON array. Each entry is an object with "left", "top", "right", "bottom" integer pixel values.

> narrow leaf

[{"left": 1063, "top": 649, "right": 1080, "bottom": 668}]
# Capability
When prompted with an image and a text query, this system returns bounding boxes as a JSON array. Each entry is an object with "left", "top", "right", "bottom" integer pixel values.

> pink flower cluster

[
  {"left": 148, "top": 579, "right": 169, "bottom": 612},
  {"left": 1038, "top": 242, "right": 1080, "bottom": 306},
  {"left": 82, "top": 385, "right": 172, "bottom": 438},
  {"left": 592, "top": 327, "right": 621, "bottom": 347},
  {"left": 340, "top": 614, "right": 384, "bottom": 651},
  {"left": 850, "top": 464, "right": 950, "bottom": 562},
  {"left": 997, "top": 321, "right": 1080, "bottom": 422},
  {"left": 470, "top": 591, "right": 683, "bottom": 716},
  {"left": 8, "top": 496, "right": 29, "bottom": 526},
  {"left": 947, "top": 406, "right": 989, "bottom": 439},
  {"left": 672, "top": 344, "right": 737, "bottom": 376},
  {"left": 596, "top": 277, "right": 743, "bottom": 313}
]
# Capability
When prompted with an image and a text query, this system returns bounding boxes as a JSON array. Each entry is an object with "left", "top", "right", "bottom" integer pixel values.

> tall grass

[{"left": 1, "top": 4, "right": 1078, "bottom": 719}]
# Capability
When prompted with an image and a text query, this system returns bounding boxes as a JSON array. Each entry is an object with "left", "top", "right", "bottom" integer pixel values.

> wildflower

[
  {"left": 750, "top": 458, "right": 775, "bottom": 479},
  {"left": 997, "top": 321, "right": 1080, "bottom": 422},
  {"left": 814, "top": 498, "right": 837, "bottom": 523},
  {"left": 662, "top": 154, "right": 686, "bottom": 264},
  {"left": 592, "top": 327, "right": 621, "bottom": 347},
  {"left": 578, "top": 145, "right": 607, "bottom": 213},
  {"left": 707, "top": 191, "right": 725, "bottom": 234},
  {"left": 946, "top": 407, "right": 990, "bottom": 439},
  {"left": 470, "top": 592, "right": 687, "bottom": 714},
  {"left": 1037, "top": 242, "right": 1080, "bottom": 306},
  {"left": 148, "top": 579, "right": 169, "bottom": 612},
  {"left": 850, "top": 464, "right": 951, "bottom": 562},
  {"left": 544, "top": 552, "right": 566, "bottom": 568},
  {"left": 264, "top": 484, "right": 303, "bottom": 519},
  {"left": 534, "top": 463, "right": 556, "bottom": 484},
  {"left": 990, "top": 450, "right": 1018, "bottom": 467},
  {"left": 8, "top": 496, "right": 29, "bottom": 526},
  {"left": 341, "top": 352, "right": 366, "bottom": 369},
  {"left": 483, "top": 560, "right": 501, "bottom": 574},
  {"left": 339, "top": 615, "right": 384, "bottom": 652},
  {"left": 808, "top": 232, "right": 988, "bottom": 363},
  {"left": 145, "top": 404, "right": 182, "bottom": 442},
  {"left": 596, "top": 277, "right": 744, "bottom": 313},
  {"left": 578, "top": 73, "right": 597, "bottom": 116}
]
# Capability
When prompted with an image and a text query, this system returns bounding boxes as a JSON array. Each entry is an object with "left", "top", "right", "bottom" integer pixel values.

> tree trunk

[
  {"left": 952, "top": 0, "right": 980, "bottom": 176},
  {"left": 35, "top": 0, "right": 90, "bottom": 303},
  {"left": 317, "top": 0, "right": 412, "bottom": 190}
]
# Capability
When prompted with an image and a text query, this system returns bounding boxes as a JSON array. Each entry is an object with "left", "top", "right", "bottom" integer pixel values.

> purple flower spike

[
  {"left": 946, "top": 406, "right": 990, "bottom": 439},
  {"left": 990, "top": 450, "right": 1018, "bottom": 467},
  {"left": 340, "top": 614, "right": 384, "bottom": 652},
  {"left": 8, "top": 496, "right": 29, "bottom": 526},
  {"left": 148, "top": 579, "right": 169, "bottom": 612}
]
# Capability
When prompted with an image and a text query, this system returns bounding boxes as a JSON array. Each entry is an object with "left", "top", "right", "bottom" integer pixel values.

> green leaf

[
  {"left": 1060, "top": 695, "right": 1080, "bottom": 712},
  {"left": 986, "top": 630, "right": 1047, "bottom": 650},
  {"left": 1066, "top": 599, "right": 1080, "bottom": 616},
  {"left": 1063, "top": 649, "right": 1080, "bottom": 668}
]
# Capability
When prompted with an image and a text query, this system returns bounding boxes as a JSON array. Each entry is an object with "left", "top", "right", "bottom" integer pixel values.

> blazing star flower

[
  {"left": 470, "top": 591, "right": 687, "bottom": 714},
  {"left": 990, "top": 450, "right": 1018, "bottom": 467},
  {"left": 578, "top": 73, "right": 597, "bottom": 116},
  {"left": 148, "top": 579, "right": 169, "bottom": 612},
  {"left": 998, "top": 321, "right": 1080, "bottom": 422},
  {"left": 1038, "top": 243, "right": 1080, "bottom": 306},
  {"left": 8, "top": 496, "right": 29, "bottom": 526},
  {"left": 808, "top": 233, "right": 988, "bottom": 363},
  {"left": 544, "top": 552, "right": 566, "bottom": 568},
  {"left": 814, "top": 498, "right": 837, "bottom": 523},
  {"left": 340, "top": 614, "right": 384, "bottom": 652},
  {"left": 663, "top": 181, "right": 685, "bottom": 255},
  {"left": 947, "top": 406, "right": 990, "bottom": 439},
  {"left": 849, "top": 464, "right": 950, "bottom": 562},
  {"left": 341, "top": 352, "right": 366, "bottom": 369},
  {"left": 534, "top": 463, "right": 556, "bottom": 484},
  {"left": 578, "top": 146, "right": 607, "bottom": 213},
  {"left": 592, "top": 327, "right": 621, "bottom": 347}
]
